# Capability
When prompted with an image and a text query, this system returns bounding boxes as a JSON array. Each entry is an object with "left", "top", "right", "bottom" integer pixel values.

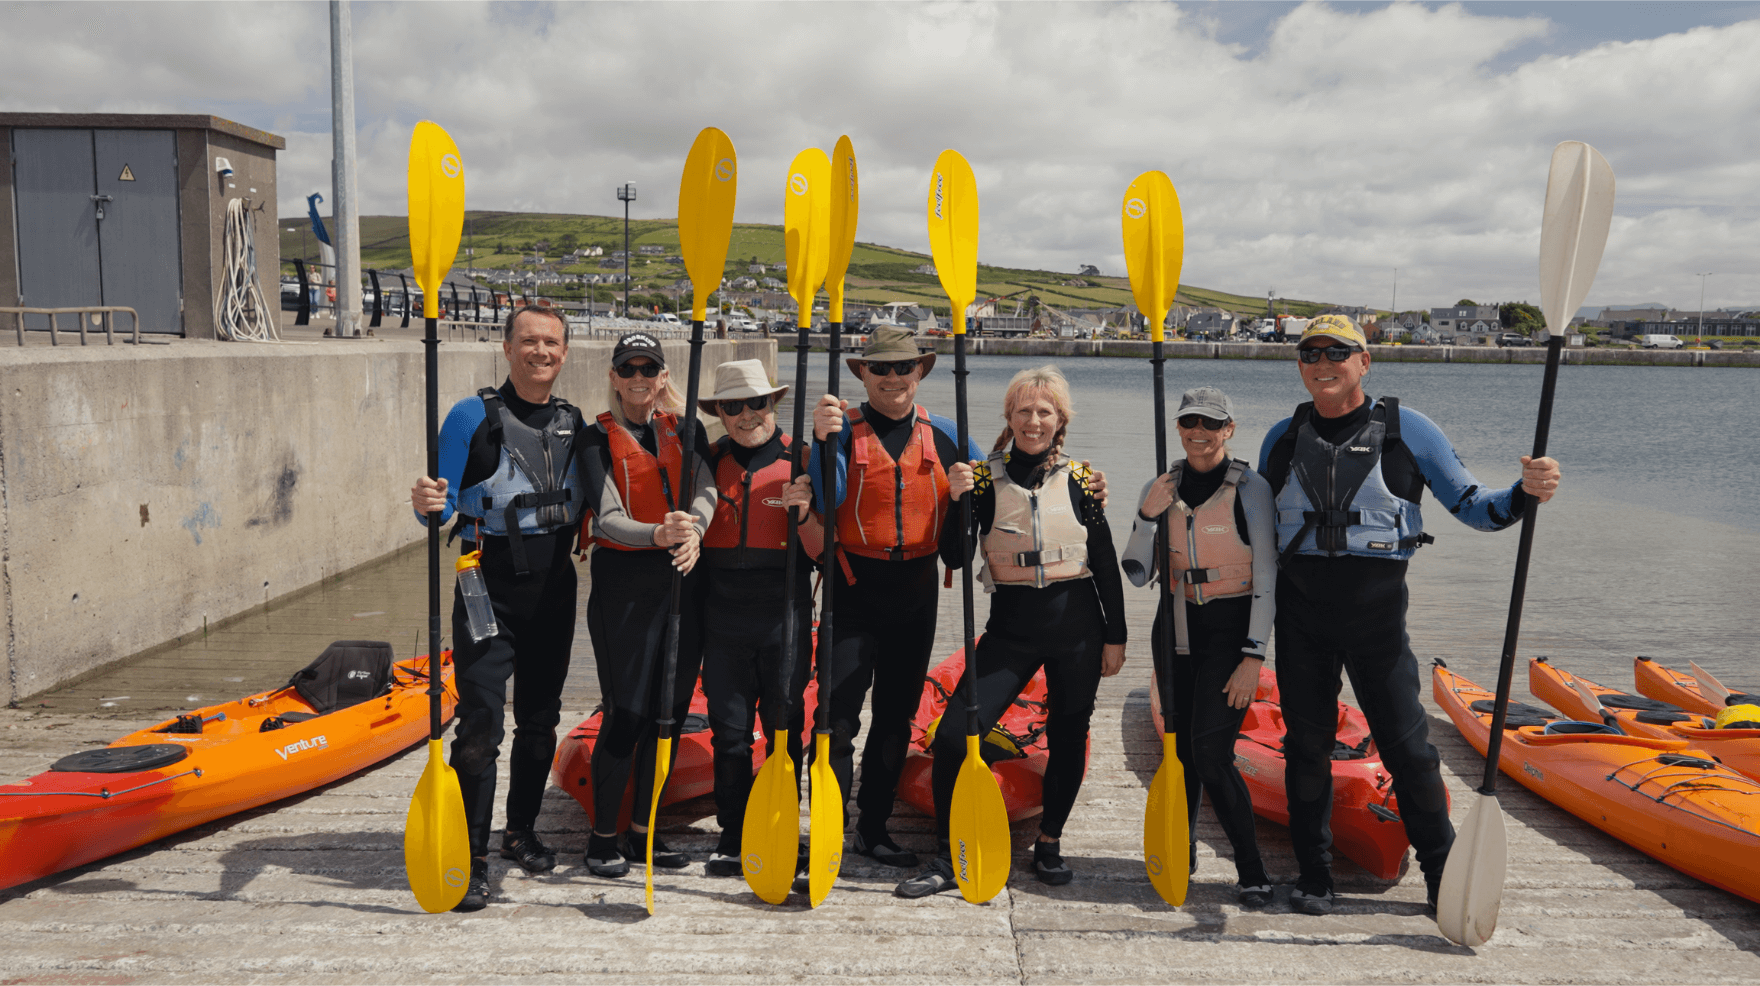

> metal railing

[{"left": 4, "top": 306, "right": 143, "bottom": 346}]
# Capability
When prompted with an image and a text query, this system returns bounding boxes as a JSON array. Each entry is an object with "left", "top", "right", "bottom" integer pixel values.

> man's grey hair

[{"left": 504, "top": 305, "right": 569, "bottom": 342}]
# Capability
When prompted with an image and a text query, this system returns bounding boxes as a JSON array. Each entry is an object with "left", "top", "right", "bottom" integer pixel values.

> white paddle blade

[
  {"left": 1538, "top": 141, "right": 1615, "bottom": 338},
  {"left": 1690, "top": 661, "right": 1734, "bottom": 706},
  {"left": 1570, "top": 678, "right": 1610, "bottom": 725},
  {"left": 1436, "top": 791, "right": 1508, "bottom": 947}
]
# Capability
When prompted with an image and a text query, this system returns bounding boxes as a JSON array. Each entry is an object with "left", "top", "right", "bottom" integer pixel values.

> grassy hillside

[{"left": 279, "top": 211, "right": 1334, "bottom": 317}]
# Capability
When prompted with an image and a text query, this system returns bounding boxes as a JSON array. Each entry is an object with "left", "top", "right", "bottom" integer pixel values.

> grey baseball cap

[{"left": 1176, "top": 386, "right": 1233, "bottom": 421}]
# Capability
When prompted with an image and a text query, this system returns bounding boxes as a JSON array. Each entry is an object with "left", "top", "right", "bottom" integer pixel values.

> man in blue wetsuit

[
  {"left": 1257, "top": 315, "right": 1561, "bottom": 916},
  {"left": 409, "top": 306, "right": 584, "bottom": 911}
]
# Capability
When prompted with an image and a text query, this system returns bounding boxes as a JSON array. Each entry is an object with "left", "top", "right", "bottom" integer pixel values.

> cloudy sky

[{"left": 5, "top": 1, "right": 1757, "bottom": 311}]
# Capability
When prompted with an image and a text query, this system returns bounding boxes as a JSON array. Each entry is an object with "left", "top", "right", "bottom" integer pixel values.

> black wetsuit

[{"left": 933, "top": 446, "right": 1126, "bottom": 842}]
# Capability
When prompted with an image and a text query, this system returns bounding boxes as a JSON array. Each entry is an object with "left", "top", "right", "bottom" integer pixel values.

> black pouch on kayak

[{"left": 288, "top": 640, "right": 394, "bottom": 715}]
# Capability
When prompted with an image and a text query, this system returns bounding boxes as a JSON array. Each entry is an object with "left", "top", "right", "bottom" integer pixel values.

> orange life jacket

[
  {"left": 588, "top": 410, "right": 683, "bottom": 551},
  {"left": 702, "top": 433, "right": 821, "bottom": 567},
  {"left": 1166, "top": 458, "right": 1254, "bottom": 604},
  {"left": 835, "top": 404, "right": 949, "bottom": 565}
]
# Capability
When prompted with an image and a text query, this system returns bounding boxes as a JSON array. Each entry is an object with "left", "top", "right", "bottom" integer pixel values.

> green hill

[{"left": 278, "top": 211, "right": 1334, "bottom": 317}]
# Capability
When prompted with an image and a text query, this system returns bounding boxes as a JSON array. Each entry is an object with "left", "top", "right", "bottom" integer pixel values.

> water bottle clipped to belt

[{"left": 455, "top": 551, "right": 498, "bottom": 642}]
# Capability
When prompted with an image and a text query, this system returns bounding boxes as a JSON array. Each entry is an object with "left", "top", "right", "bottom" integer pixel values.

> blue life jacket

[
  {"left": 455, "top": 388, "right": 582, "bottom": 574},
  {"left": 1267, "top": 397, "right": 1433, "bottom": 563}
]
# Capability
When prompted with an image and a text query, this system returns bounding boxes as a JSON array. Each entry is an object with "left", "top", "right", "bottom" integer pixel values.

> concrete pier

[{"left": 917, "top": 336, "right": 1760, "bottom": 367}]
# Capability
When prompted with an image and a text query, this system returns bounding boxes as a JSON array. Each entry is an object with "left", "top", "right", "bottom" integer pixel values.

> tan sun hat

[
  {"left": 846, "top": 326, "right": 936, "bottom": 377},
  {"left": 698, "top": 359, "right": 787, "bottom": 415}
]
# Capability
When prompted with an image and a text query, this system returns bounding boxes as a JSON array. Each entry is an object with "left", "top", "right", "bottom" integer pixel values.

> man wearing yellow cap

[{"left": 1257, "top": 314, "right": 1562, "bottom": 916}]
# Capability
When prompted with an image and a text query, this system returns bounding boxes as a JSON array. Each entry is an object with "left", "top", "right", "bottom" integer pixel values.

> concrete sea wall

[
  {"left": 923, "top": 337, "right": 1760, "bottom": 367},
  {"left": 0, "top": 336, "right": 773, "bottom": 703}
]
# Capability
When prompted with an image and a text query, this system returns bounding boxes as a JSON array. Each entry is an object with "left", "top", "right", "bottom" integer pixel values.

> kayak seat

[
  {"left": 1634, "top": 709, "right": 1695, "bottom": 726},
  {"left": 50, "top": 744, "right": 190, "bottom": 773},
  {"left": 1469, "top": 699, "right": 1554, "bottom": 728},
  {"left": 1542, "top": 720, "right": 1621, "bottom": 736},
  {"left": 1330, "top": 738, "right": 1372, "bottom": 761},
  {"left": 259, "top": 712, "right": 320, "bottom": 732},
  {"left": 288, "top": 641, "right": 394, "bottom": 714},
  {"left": 1601, "top": 693, "right": 1683, "bottom": 714},
  {"left": 682, "top": 713, "right": 709, "bottom": 734},
  {"left": 1657, "top": 753, "right": 1720, "bottom": 770}
]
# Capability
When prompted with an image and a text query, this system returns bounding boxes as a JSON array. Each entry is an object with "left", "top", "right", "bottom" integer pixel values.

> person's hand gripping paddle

[
  {"left": 1120, "top": 169, "right": 1190, "bottom": 908},
  {"left": 741, "top": 146, "right": 829, "bottom": 906},
  {"left": 1436, "top": 140, "right": 1614, "bottom": 947},
  {"left": 807, "top": 135, "right": 860, "bottom": 908},
  {"left": 928, "top": 149, "right": 1009, "bottom": 904},
  {"left": 647, "top": 126, "right": 738, "bottom": 916},
  {"left": 403, "top": 120, "right": 470, "bottom": 914}
]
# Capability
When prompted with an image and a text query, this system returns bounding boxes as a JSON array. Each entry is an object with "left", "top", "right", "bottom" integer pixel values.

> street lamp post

[
  {"left": 617, "top": 181, "right": 636, "bottom": 320},
  {"left": 1696, "top": 272, "right": 1712, "bottom": 343}
]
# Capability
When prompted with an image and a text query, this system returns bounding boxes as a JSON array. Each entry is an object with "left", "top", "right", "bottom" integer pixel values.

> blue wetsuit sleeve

[
  {"left": 1257, "top": 418, "right": 1292, "bottom": 475},
  {"left": 926, "top": 412, "right": 983, "bottom": 464},
  {"left": 807, "top": 424, "right": 852, "bottom": 513},
  {"left": 417, "top": 397, "right": 483, "bottom": 527},
  {"left": 1399, "top": 406, "right": 1524, "bottom": 531}
]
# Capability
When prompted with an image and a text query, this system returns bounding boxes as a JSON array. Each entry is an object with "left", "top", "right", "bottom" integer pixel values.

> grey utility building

[{"left": 1, "top": 112, "right": 283, "bottom": 338}]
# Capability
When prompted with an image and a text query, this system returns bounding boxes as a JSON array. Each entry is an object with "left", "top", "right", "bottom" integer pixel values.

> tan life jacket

[
  {"left": 980, "top": 450, "right": 1092, "bottom": 590},
  {"left": 1166, "top": 458, "right": 1254, "bottom": 604}
]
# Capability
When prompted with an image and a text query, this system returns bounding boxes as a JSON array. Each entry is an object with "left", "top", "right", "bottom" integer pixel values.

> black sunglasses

[
  {"left": 614, "top": 361, "right": 662, "bottom": 378},
  {"left": 716, "top": 395, "right": 773, "bottom": 416},
  {"left": 1297, "top": 344, "right": 1361, "bottom": 364},
  {"left": 1177, "top": 414, "right": 1229, "bottom": 431},
  {"left": 864, "top": 359, "right": 919, "bottom": 376}
]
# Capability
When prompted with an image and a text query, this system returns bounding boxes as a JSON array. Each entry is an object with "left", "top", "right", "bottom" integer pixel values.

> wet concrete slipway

[{"left": 2, "top": 539, "right": 1756, "bottom": 986}]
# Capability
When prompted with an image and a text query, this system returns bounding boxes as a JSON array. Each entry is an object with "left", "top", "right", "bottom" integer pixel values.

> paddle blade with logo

[
  {"left": 678, "top": 127, "right": 739, "bottom": 322},
  {"left": 808, "top": 731, "right": 843, "bottom": 906},
  {"left": 925, "top": 149, "right": 979, "bottom": 333},
  {"left": 1120, "top": 171, "right": 1184, "bottom": 342},
  {"left": 1537, "top": 141, "right": 1615, "bottom": 340},
  {"left": 1142, "top": 731, "right": 1189, "bottom": 905},
  {"left": 949, "top": 734, "right": 1011, "bottom": 903},
  {"left": 404, "top": 738, "right": 470, "bottom": 913},
  {"left": 741, "top": 729, "right": 800, "bottom": 905},
  {"left": 825, "top": 136, "right": 861, "bottom": 324},
  {"left": 407, "top": 121, "right": 465, "bottom": 319},
  {"left": 784, "top": 147, "right": 832, "bottom": 328}
]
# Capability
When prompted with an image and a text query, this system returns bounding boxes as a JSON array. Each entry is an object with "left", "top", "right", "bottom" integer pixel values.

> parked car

[
  {"left": 1639, "top": 334, "right": 1684, "bottom": 350},
  {"left": 1496, "top": 333, "right": 1533, "bottom": 347}
]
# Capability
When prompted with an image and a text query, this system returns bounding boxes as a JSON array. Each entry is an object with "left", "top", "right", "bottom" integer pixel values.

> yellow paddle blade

[
  {"left": 1120, "top": 170, "right": 1184, "bottom": 343},
  {"left": 406, "top": 121, "right": 465, "bottom": 320},
  {"left": 784, "top": 148, "right": 832, "bottom": 331},
  {"left": 1142, "top": 732, "right": 1189, "bottom": 905},
  {"left": 741, "top": 729, "right": 800, "bottom": 906},
  {"left": 678, "top": 127, "right": 739, "bottom": 323},
  {"left": 808, "top": 732, "right": 844, "bottom": 907},
  {"left": 403, "top": 738, "right": 469, "bottom": 913},
  {"left": 825, "top": 135, "right": 861, "bottom": 323},
  {"left": 949, "top": 733, "right": 1010, "bottom": 903},
  {"left": 925, "top": 149, "right": 979, "bottom": 334},
  {"left": 645, "top": 735, "right": 674, "bottom": 916}
]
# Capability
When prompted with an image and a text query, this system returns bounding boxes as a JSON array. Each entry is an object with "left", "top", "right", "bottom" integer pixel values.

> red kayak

[
  {"left": 897, "top": 644, "right": 1086, "bottom": 823},
  {"left": 1150, "top": 665, "right": 1420, "bottom": 880}
]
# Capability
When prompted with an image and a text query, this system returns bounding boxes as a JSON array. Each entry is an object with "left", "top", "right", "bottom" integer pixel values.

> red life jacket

[
  {"left": 587, "top": 410, "right": 683, "bottom": 551},
  {"left": 835, "top": 404, "right": 949, "bottom": 566},
  {"left": 702, "top": 433, "right": 821, "bottom": 567}
]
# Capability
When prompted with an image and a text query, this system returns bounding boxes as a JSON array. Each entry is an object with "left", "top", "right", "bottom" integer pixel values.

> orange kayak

[
  {"left": 0, "top": 642, "right": 456, "bottom": 892},
  {"left": 1633, "top": 656, "right": 1753, "bottom": 718},
  {"left": 897, "top": 644, "right": 1083, "bottom": 823},
  {"left": 1530, "top": 657, "right": 1760, "bottom": 782},
  {"left": 1151, "top": 665, "right": 1418, "bottom": 880},
  {"left": 1434, "top": 661, "right": 1760, "bottom": 905}
]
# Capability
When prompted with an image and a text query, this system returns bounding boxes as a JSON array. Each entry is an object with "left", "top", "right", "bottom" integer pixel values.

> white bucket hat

[{"left": 697, "top": 359, "right": 788, "bottom": 414}]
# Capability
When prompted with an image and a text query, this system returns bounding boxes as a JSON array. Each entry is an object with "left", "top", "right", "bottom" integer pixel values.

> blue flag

[{"left": 306, "top": 193, "right": 332, "bottom": 247}]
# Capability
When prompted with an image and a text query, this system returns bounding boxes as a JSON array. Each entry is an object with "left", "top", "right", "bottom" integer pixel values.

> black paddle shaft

[
  {"left": 775, "top": 321, "right": 813, "bottom": 727},
  {"left": 1151, "top": 340, "right": 1175, "bottom": 725},
  {"left": 659, "top": 321, "right": 709, "bottom": 740},
  {"left": 816, "top": 322, "right": 842, "bottom": 737},
  {"left": 423, "top": 315, "right": 444, "bottom": 741},
  {"left": 955, "top": 332, "right": 980, "bottom": 736},
  {"left": 1480, "top": 334, "right": 1565, "bottom": 793}
]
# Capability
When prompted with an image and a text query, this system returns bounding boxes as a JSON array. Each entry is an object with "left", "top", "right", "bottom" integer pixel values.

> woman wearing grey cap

[{"left": 1122, "top": 385, "right": 1278, "bottom": 907}]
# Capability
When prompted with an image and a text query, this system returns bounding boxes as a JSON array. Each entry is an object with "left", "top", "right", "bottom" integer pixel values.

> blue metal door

[{"left": 11, "top": 129, "right": 102, "bottom": 331}]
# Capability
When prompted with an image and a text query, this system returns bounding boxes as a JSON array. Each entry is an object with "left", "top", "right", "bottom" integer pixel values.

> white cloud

[{"left": 3, "top": 1, "right": 1756, "bottom": 310}]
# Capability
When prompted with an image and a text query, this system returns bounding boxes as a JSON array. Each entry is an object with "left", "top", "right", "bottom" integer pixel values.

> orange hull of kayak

[
  {"left": 1435, "top": 662, "right": 1760, "bottom": 905},
  {"left": 1151, "top": 666, "right": 1416, "bottom": 880},
  {"left": 897, "top": 643, "right": 1085, "bottom": 824},
  {"left": 0, "top": 652, "right": 457, "bottom": 892},
  {"left": 1632, "top": 656, "right": 1746, "bottom": 718},
  {"left": 1530, "top": 658, "right": 1760, "bottom": 782}
]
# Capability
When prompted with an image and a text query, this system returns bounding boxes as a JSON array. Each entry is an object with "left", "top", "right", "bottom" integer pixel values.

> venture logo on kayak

[{"left": 275, "top": 735, "right": 329, "bottom": 761}]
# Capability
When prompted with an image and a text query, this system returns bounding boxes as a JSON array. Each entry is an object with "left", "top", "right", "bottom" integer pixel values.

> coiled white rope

[{"left": 214, "top": 198, "right": 279, "bottom": 342}]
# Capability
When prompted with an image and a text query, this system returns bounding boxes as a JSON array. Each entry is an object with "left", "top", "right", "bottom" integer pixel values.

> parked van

[
  {"left": 1639, "top": 334, "right": 1684, "bottom": 350},
  {"left": 652, "top": 312, "right": 680, "bottom": 324}
]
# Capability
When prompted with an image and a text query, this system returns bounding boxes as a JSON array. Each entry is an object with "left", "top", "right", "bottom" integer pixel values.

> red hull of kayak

[
  {"left": 1150, "top": 666, "right": 1417, "bottom": 880},
  {"left": 0, "top": 652, "right": 457, "bottom": 892},
  {"left": 896, "top": 644, "right": 1088, "bottom": 824}
]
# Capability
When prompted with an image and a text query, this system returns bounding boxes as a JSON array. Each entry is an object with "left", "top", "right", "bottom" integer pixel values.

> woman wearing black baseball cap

[{"left": 574, "top": 332, "right": 715, "bottom": 876}]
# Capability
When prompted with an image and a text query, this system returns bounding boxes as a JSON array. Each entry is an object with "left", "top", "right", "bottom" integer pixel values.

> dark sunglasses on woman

[
  {"left": 614, "top": 362, "right": 662, "bottom": 378},
  {"left": 1296, "top": 344, "right": 1360, "bottom": 364},
  {"left": 863, "top": 359, "right": 918, "bottom": 376},
  {"left": 1177, "top": 414, "right": 1229, "bottom": 431},
  {"left": 717, "top": 395, "right": 772, "bottom": 416}
]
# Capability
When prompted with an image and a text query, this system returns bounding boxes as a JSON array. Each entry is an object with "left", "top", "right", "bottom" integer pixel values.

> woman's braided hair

[{"left": 993, "top": 364, "right": 1074, "bottom": 488}]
